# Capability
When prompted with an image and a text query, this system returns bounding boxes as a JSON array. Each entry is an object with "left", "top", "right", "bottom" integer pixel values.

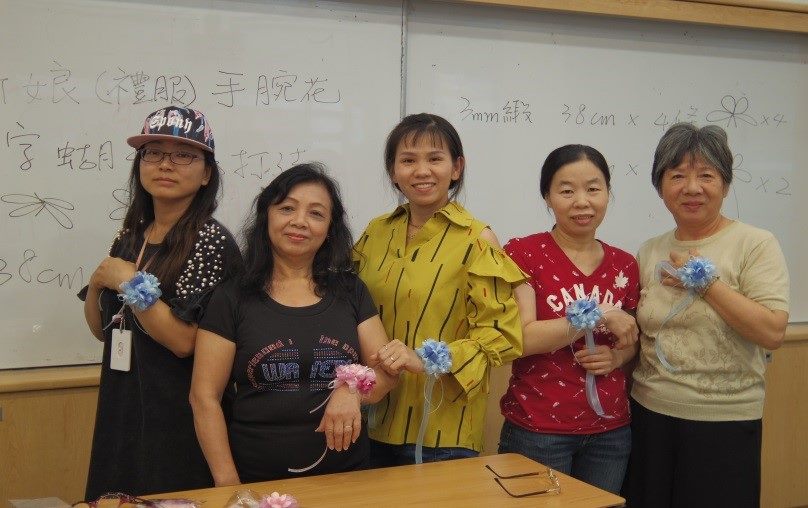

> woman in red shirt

[{"left": 498, "top": 144, "right": 640, "bottom": 494}]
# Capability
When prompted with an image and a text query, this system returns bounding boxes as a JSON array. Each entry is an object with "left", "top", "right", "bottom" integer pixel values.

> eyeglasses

[
  {"left": 139, "top": 147, "right": 201, "bottom": 166},
  {"left": 486, "top": 464, "right": 561, "bottom": 498}
]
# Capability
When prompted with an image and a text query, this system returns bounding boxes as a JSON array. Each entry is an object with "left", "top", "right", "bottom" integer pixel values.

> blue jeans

[
  {"left": 498, "top": 420, "right": 630, "bottom": 494},
  {"left": 369, "top": 439, "right": 478, "bottom": 468}
]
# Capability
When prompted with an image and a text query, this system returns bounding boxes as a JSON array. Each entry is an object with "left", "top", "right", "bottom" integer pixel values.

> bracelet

[
  {"left": 697, "top": 275, "right": 720, "bottom": 296},
  {"left": 118, "top": 271, "right": 162, "bottom": 311},
  {"left": 677, "top": 256, "right": 718, "bottom": 294},
  {"left": 416, "top": 339, "right": 452, "bottom": 376},
  {"left": 333, "top": 364, "right": 376, "bottom": 396}
]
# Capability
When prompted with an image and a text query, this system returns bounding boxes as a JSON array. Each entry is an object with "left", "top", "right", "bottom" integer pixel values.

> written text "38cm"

[{"left": 0, "top": 249, "right": 84, "bottom": 290}]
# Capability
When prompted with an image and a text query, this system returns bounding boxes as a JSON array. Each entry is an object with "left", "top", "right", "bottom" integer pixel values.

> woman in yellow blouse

[{"left": 354, "top": 113, "right": 525, "bottom": 466}]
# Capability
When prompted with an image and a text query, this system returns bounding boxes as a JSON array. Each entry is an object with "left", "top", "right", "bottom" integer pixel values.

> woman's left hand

[
  {"left": 316, "top": 385, "right": 361, "bottom": 451},
  {"left": 574, "top": 345, "right": 619, "bottom": 376}
]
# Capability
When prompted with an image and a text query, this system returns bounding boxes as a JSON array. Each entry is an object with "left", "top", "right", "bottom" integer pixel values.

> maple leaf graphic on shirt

[{"left": 614, "top": 271, "right": 629, "bottom": 289}]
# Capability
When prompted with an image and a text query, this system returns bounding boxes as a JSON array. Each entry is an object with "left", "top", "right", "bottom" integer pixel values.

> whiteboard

[
  {"left": 0, "top": 0, "right": 402, "bottom": 368},
  {"left": 2, "top": 0, "right": 806, "bottom": 370},
  {"left": 406, "top": 1, "right": 807, "bottom": 321}
]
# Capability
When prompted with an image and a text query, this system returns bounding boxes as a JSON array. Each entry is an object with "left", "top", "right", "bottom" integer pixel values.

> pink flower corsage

[
  {"left": 307, "top": 363, "right": 376, "bottom": 416},
  {"left": 259, "top": 492, "right": 299, "bottom": 508},
  {"left": 332, "top": 363, "right": 376, "bottom": 396}
]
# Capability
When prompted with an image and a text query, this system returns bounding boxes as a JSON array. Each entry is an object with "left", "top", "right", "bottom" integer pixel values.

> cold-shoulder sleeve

[
  {"left": 447, "top": 241, "right": 526, "bottom": 401},
  {"left": 170, "top": 221, "right": 242, "bottom": 324}
]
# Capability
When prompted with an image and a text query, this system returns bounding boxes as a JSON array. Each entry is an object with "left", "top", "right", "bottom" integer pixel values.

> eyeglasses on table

[{"left": 486, "top": 463, "right": 561, "bottom": 498}]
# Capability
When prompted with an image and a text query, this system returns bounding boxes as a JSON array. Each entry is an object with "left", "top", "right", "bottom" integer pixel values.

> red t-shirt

[{"left": 501, "top": 232, "right": 640, "bottom": 434}]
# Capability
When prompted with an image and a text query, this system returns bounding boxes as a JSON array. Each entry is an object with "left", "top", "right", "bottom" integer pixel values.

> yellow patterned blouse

[{"left": 354, "top": 202, "right": 525, "bottom": 451}]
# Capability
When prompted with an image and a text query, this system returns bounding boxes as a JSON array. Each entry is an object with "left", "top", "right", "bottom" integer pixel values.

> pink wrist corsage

[
  {"left": 332, "top": 363, "right": 376, "bottom": 396},
  {"left": 308, "top": 363, "right": 376, "bottom": 416},
  {"left": 289, "top": 363, "right": 377, "bottom": 475}
]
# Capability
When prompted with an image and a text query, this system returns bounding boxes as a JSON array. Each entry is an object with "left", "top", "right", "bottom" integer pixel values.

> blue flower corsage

[
  {"left": 565, "top": 298, "right": 602, "bottom": 330},
  {"left": 565, "top": 298, "right": 611, "bottom": 418},
  {"left": 677, "top": 256, "right": 718, "bottom": 294},
  {"left": 416, "top": 339, "right": 452, "bottom": 376},
  {"left": 119, "top": 271, "right": 162, "bottom": 311},
  {"left": 414, "top": 338, "right": 452, "bottom": 464}
]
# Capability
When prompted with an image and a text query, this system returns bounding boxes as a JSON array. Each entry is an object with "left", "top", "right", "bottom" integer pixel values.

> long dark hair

[
  {"left": 119, "top": 150, "right": 220, "bottom": 288},
  {"left": 240, "top": 163, "right": 354, "bottom": 298},
  {"left": 383, "top": 113, "right": 465, "bottom": 201}
]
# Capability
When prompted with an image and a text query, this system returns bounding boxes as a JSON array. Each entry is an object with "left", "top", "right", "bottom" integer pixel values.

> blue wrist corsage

[
  {"left": 414, "top": 339, "right": 452, "bottom": 464},
  {"left": 565, "top": 298, "right": 602, "bottom": 331},
  {"left": 566, "top": 298, "right": 610, "bottom": 418},
  {"left": 677, "top": 256, "right": 718, "bottom": 294},
  {"left": 119, "top": 271, "right": 162, "bottom": 311},
  {"left": 416, "top": 339, "right": 452, "bottom": 376},
  {"left": 652, "top": 255, "right": 718, "bottom": 372}
]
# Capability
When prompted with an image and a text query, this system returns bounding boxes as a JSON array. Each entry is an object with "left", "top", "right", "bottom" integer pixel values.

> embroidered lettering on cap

[
  {"left": 149, "top": 114, "right": 168, "bottom": 130},
  {"left": 128, "top": 106, "right": 215, "bottom": 153}
]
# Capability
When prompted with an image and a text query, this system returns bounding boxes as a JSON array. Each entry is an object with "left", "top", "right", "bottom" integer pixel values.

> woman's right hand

[
  {"left": 89, "top": 257, "right": 137, "bottom": 291},
  {"left": 371, "top": 339, "right": 424, "bottom": 375},
  {"left": 599, "top": 305, "right": 639, "bottom": 350}
]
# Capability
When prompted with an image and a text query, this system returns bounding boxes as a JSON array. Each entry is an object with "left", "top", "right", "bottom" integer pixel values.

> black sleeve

[
  {"left": 170, "top": 221, "right": 243, "bottom": 324},
  {"left": 198, "top": 279, "right": 240, "bottom": 343}
]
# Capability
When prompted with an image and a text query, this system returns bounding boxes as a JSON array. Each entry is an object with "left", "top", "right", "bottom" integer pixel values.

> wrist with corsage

[
  {"left": 332, "top": 364, "right": 376, "bottom": 397},
  {"left": 697, "top": 274, "right": 720, "bottom": 296},
  {"left": 118, "top": 271, "right": 162, "bottom": 311},
  {"left": 677, "top": 256, "right": 719, "bottom": 297},
  {"left": 416, "top": 339, "right": 452, "bottom": 376}
]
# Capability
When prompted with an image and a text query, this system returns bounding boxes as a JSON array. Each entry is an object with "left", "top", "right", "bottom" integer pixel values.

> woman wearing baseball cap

[{"left": 79, "top": 106, "right": 242, "bottom": 500}]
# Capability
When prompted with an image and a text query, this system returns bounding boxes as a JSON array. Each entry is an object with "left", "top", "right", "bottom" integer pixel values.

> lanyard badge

[{"left": 110, "top": 315, "right": 132, "bottom": 372}]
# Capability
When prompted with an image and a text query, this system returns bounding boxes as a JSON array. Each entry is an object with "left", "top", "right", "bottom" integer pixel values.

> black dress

[{"left": 79, "top": 219, "right": 241, "bottom": 500}]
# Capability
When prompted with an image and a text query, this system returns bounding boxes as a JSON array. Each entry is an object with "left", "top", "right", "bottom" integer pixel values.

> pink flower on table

[{"left": 259, "top": 492, "right": 299, "bottom": 508}]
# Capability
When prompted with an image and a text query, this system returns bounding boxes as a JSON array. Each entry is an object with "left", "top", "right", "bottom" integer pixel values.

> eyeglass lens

[{"left": 140, "top": 148, "right": 197, "bottom": 165}]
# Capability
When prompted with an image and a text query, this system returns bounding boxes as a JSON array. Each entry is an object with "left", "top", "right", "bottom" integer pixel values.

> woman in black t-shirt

[
  {"left": 80, "top": 107, "right": 242, "bottom": 500},
  {"left": 191, "top": 163, "right": 397, "bottom": 485}
]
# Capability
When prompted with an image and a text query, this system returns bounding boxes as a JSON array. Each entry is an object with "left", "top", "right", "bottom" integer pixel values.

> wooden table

[{"left": 146, "top": 453, "right": 624, "bottom": 507}]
